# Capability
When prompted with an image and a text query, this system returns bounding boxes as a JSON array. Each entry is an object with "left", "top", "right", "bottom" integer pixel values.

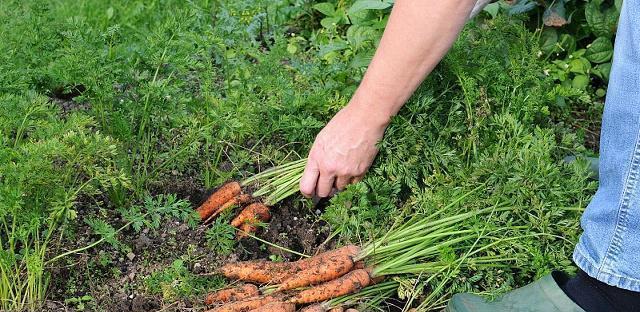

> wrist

[{"left": 347, "top": 87, "right": 398, "bottom": 128}]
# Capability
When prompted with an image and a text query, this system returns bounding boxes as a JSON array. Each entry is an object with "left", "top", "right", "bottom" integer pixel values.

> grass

[{"left": 0, "top": 0, "right": 600, "bottom": 310}]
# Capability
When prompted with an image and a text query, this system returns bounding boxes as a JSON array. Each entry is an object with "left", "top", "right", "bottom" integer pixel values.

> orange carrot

[
  {"left": 277, "top": 254, "right": 355, "bottom": 291},
  {"left": 295, "top": 245, "right": 361, "bottom": 272},
  {"left": 288, "top": 269, "right": 371, "bottom": 304},
  {"left": 249, "top": 302, "right": 295, "bottom": 312},
  {"left": 205, "top": 284, "right": 260, "bottom": 305},
  {"left": 236, "top": 222, "right": 257, "bottom": 239},
  {"left": 329, "top": 307, "right": 345, "bottom": 312},
  {"left": 231, "top": 203, "right": 271, "bottom": 228},
  {"left": 206, "top": 294, "right": 284, "bottom": 312},
  {"left": 299, "top": 303, "right": 330, "bottom": 312},
  {"left": 219, "top": 245, "right": 361, "bottom": 284},
  {"left": 197, "top": 182, "right": 242, "bottom": 220},
  {"left": 205, "top": 194, "right": 252, "bottom": 224},
  {"left": 220, "top": 260, "right": 298, "bottom": 284}
]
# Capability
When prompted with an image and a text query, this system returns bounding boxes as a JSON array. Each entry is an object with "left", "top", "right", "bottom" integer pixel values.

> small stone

[
  {"left": 126, "top": 252, "right": 136, "bottom": 261},
  {"left": 128, "top": 272, "right": 136, "bottom": 280},
  {"left": 315, "top": 209, "right": 321, "bottom": 215},
  {"left": 293, "top": 217, "right": 298, "bottom": 221}
]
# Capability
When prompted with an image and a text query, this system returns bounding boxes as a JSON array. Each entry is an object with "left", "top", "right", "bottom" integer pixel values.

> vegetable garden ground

[{"left": 0, "top": 0, "right": 617, "bottom": 311}]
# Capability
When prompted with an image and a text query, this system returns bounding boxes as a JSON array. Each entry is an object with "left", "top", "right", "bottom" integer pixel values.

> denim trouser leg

[{"left": 573, "top": 0, "right": 640, "bottom": 292}]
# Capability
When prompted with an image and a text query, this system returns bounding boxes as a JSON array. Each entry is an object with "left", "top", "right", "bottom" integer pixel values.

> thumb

[{"left": 299, "top": 159, "right": 320, "bottom": 198}]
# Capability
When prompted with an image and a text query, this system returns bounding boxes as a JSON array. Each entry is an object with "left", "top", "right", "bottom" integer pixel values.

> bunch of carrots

[
  {"left": 202, "top": 184, "right": 532, "bottom": 311},
  {"left": 196, "top": 159, "right": 307, "bottom": 238}
]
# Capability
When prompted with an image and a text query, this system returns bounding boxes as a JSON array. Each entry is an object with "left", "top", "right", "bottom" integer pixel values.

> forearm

[{"left": 349, "top": 0, "right": 477, "bottom": 124}]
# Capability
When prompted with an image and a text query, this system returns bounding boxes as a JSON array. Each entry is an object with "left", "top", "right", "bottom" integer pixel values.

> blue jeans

[{"left": 573, "top": 0, "right": 640, "bottom": 292}]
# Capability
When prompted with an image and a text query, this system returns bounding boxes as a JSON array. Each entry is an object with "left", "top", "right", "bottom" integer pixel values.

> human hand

[{"left": 299, "top": 101, "right": 390, "bottom": 198}]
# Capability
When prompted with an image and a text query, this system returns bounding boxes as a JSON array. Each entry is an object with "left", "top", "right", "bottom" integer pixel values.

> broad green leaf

[
  {"left": 585, "top": 0, "right": 613, "bottom": 38},
  {"left": 540, "top": 28, "right": 558, "bottom": 54},
  {"left": 568, "top": 57, "right": 590, "bottom": 75},
  {"left": 558, "top": 34, "right": 576, "bottom": 54},
  {"left": 593, "top": 62, "right": 612, "bottom": 81},
  {"left": 320, "top": 16, "right": 341, "bottom": 28},
  {"left": 348, "top": 0, "right": 393, "bottom": 15},
  {"left": 313, "top": 2, "right": 336, "bottom": 16},
  {"left": 319, "top": 41, "right": 349, "bottom": 57},
  {"left": 483, "top": 3, "right": 501, "bottom": 18},
  {"left": 572, "top": 75, "right": 589, "bottom": 90},
  {"left": 585, "top": 37, "right": 613, "bottom": 63}
]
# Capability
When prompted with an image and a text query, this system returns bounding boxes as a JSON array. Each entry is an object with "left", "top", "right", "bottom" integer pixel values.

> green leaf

[
  {"left": 585, "top": 37, "right": 613, "bottom": 63},
  {"left": 558, "top": 34, "right": 576, "bottom": 54},
  {"left": 319, "top": 41, "right": 349, "bottom": 57},
  {"left": 320, "top": 16, "right": 342, "bottom": 28},
  {"left": 593, "top": 62, "right": 612, "bottom": 82},
  {"left": 571, "top": 75, "right": 589, "bottom": 90},
  {"left": 348, "top": 0, "right": 393, "bottom": 15},
  {"left": 483, "top": 3, "right": 501, "bottom": 18},
  {"left": 585, "top": 0, "right": 613, "bottom": 38},
  {"left": 313, "top": 2, "right": 336, "bottom": 16},
  {"left": 539, "top": 28, "right": 558, "bottom": 55}
]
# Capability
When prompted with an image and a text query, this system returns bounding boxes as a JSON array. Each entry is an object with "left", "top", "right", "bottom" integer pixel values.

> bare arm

[{"left": 300, "top": 0, "right": 478, "bottom": 197}]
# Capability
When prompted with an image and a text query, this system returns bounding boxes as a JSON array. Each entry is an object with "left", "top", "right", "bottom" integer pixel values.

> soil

[{"left": 45, "top": 176, "right": 333, "bottom": 312}]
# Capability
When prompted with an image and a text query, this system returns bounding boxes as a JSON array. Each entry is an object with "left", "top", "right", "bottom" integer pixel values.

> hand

[{"left": 300, "top": 101, "right": 389, "bottom": 198}]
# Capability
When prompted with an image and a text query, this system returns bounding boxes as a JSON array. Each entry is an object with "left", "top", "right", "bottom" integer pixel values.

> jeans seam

[
  {"left": 575, "top": 248, "right": 640, "bottom": 289},
  {"left": 597, "top": 119, "right": 640, "bottom": 278}
]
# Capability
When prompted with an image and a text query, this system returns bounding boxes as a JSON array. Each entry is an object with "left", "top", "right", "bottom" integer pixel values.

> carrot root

[
  {"left": 288, "top": 269, "right": 371, "bottom": 305},
  {"left": 205, "top": 284, "right": 259, "bottom": 305},
  {"left": 219, "top": 260, "right": 298, "bottom": 284},
  {"left": 299, "top": 303, "right": 330, "bottom": 312},
  {"left": 231, "top": 203, "right": 271, "bottom": 228},
  {"left": 206, "top": 294, "right": 284, "bottom": 312},
  {"left": 236, "top": 222, "right": 257, "bottom": 239},
  {"left": 249, "top": 301, "right": 295, "bottom": 312},
  {"left": 277, "top": 254, "right": 355, "bottom": 291},
  {"left": 205, "top": 194, "right": 252, "bottom": 224},
  {"left": 197, "top": 181, "right": 242, "bottom": 220}
]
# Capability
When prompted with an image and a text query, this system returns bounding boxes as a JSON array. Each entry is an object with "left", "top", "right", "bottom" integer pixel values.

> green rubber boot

[{"left": 446, "top": 272, "right": 585, "bottom": 312}]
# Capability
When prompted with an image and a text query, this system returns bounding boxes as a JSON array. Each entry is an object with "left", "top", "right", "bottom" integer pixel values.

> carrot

[
  {"left": 236, "top": 222, "right": 257, "bottom": 239},
  {"left": 295, "top": 245, "right": 361, "bottom": 271},
  {"left": 277, "top": 254, "right": 355, "bottom": 291},
  {"left": 206, "top": 294, "right": 284, "bottom": 312},
  {"left": 197, "top": 181, "right": 242, "bottom": 220},
  {"left": 205, "top": 284, "right": 260, "bottom": 305},
  {"left": 288, "top": 269, "right": 371, "bottom": 304},
  {"left": 299, "top": 303, "right": 330, "bottom": 312},
  {"left": 249, "top": 302, "right": 295, "bottom": 312},
  {"left": 220, "top": 260, "right": 298, "bottom": 284},
  {"left": 219, "top": 245, "right": 361, "bottom": 284},
  {"left": 204, "top": 194, "right": 252, "bottom": 224},
  {"left": 329, "top": 308, "right": 345, "bottom": 312},
  {"left": 231, "top": 203, "right": 271, "bottom": 228}
]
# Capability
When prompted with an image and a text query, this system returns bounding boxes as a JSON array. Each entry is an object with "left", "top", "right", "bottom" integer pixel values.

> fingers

[
  {"left": 316, "top": 173, "right": 335, "bottom": 198},
  {"left": 300, "top": 160, "right": 320, "bottom": 198},
  {"left": 335, "top": 176, "right": 350, "bottom": 190},
  {"left": 351, "top": 175, "right": 365, "bottom": 184}
]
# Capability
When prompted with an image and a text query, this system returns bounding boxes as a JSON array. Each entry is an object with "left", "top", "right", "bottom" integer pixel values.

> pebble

[{"left": 126, "top": 252, "right": 136, "bottom": 261}]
